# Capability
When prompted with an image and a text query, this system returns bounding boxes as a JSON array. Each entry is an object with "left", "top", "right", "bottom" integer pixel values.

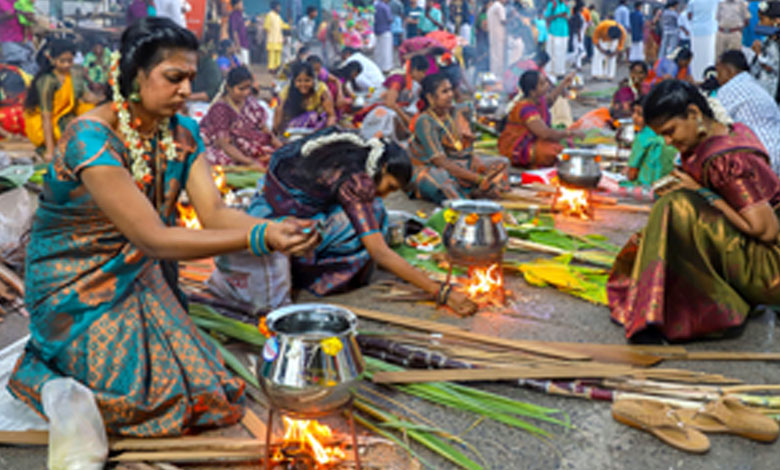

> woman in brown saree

[{"left": 608, "top": 80, "right": 780, "bottom": 342}]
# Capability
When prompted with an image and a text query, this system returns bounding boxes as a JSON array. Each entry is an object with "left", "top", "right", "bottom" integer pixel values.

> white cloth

[
  {"left": 155, "top": 0, "right": 186, "bottom": 26},
  {"left": 239, "top": 48, "right": 250, "bottom": 66},
  {"left": 0, "top": 336, "right": 48, "bottom": 432},
  {"left": 487, "top": 0, "right": 507, "bottom": 77},
  {"left": 629, "top": 41, "right": 645, "bottom": 61},
  {"left": 570, "top": 35, "right": 585, "bottom": 69},
  {"left": 716, "top": 72, "right": 780, "bottom": 175},
  {"left": 592, "top": 39, "right": 618, "bottom": 79},
  {"left": 547, "top": 34, "right": 568, "bottom": 77},
  {"left": 688, "top": 0, "right": 718, "bottom": 37},
  {"left": 678, "top": 9, "right": 691, "bottom": 41},
  {"left": 374, "top": 31, "right": 394, "bottom": 72},
  {"left": 691, "top": 33, "right": 716, "bottom": 81},
  {"left": 342, "top": 52, "right": 385, "bottom": 91}
]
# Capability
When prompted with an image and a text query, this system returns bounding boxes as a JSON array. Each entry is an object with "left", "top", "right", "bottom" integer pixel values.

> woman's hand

[
  {"left": 669, "top": 168, "right": 701, "bottom": 191},
  {"left": 265, "top": 218, "right": 321, "bottom": 256},
  {"left": 446, "top": 290, "right": 478, "bottom": 316}
]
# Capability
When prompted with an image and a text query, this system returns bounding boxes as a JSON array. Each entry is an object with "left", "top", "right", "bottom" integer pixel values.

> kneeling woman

[
  {"left": 498, "top": 70, "right": 583, "bottom": 168},
  {"left": 200, "top": 66, "right": 281, "bottom": 167},
  {"left": 8, "top": 18, "right": 320, "bottom": 436},
  {"left": 409, "top": 73, "right": 508, "bottom": 204},
  {"left": 273, "top": 62, "right": 337, "bottom": 134},
  {"left": 608, "top": 80, "right": 780, "bottom": 342},
  {"left": 249, "top": 127, "right": 476, "bottom": 315},
  {"left": 24, "top": 39, "right": 99, "bottom": 161}
]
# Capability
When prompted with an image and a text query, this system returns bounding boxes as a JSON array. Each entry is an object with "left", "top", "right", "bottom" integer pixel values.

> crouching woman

[{"left": 608, "top": 80, "right": 780, "bottom": 342}]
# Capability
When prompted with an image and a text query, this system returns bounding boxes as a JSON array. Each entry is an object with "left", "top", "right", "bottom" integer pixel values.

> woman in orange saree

[{"left": 608, "top": 80, "right": 780, "bottom": 342}]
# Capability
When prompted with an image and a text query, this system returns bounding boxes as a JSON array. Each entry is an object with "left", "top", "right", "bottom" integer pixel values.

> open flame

[
  {"left": 555, "top": 185, "right": 591, "bottom": 220},
  {"left": 458, "top": 263, "right": 505, "bottom": 306},
  {"left": 274, "top": 417, "right": 347, "bottom": 466},
  {"left": 176, "top": 166, "right": 228, "bottom": 229}
]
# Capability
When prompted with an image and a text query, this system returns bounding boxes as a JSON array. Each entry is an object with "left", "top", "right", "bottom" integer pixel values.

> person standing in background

[
  {"left": 488, "top": 0, "right": 508, "bottom": 78},
  {"left": 592, "top": 21, "right": 626, "bottom": 80},
  {"left": 420, "top": 0, "right": 444, "bottom": 34},
  {"left": 156, "top": 0, "right": 187, "bottom": 27},
  {"left": 263, "top": 1, "right": 289, "bottom": 73},
  {"left": 688, "top": 0, "right": 717, "bottom": 81},
  {"left": 658, "top": 0, "right": 680, "bottom": 59},
  {"left": 545, "top": 0, "right": 570, "bottom": 78},
  {"left": 405, "top": 0, "right": 423, "bottom": 39},
  {"left": 374, "top": 0, "right": 394, "bottom": 73},
  {"left": 585, "top": 4, "right": 600, "bottom": 61},
  {"left": 678, "top": 4, "right": 691, "bottom": 49},
  {"left": 615, "top": 0, "right": 631, "bottom": 61},
  {"left": 229, "top": 0, "right": 250, "bottom": 66},
  {"left": 297, "top": 7, "right": 319, "bottom": 55},
  {"left": 390, "top": 0, "right": 405, "bottom": 47},
  {"left": 629, "top": 2, "right": 644, "bottom": 61},
  {"left": 716, "top": 0, "right": 750, "bottom": 58}
]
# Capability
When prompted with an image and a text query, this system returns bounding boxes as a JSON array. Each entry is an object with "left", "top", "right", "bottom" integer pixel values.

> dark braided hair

[{"left": 117, "top": 17, "right": 199, "bottom": 99}]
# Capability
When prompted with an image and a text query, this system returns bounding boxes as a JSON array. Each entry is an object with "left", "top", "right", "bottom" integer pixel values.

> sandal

[
  {"left": 676, "top": 396, "right": 779, "bottom": 443},
  {"left": 612, "top": 399, "right": 710, "bottom": 453}
]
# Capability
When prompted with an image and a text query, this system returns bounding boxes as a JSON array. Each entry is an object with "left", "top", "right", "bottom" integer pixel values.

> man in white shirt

[
  {"left": 341, "top": 48, "right": 385, "bottom": 91},
  {"left": 487, "top": 0, "right": 508, "bottom": 78},
  {"left": 688, "top": 0, "right": 718, "bottom": 81},
  {"left": 155, "top": 0, "right": 188, "bottom": 27}
]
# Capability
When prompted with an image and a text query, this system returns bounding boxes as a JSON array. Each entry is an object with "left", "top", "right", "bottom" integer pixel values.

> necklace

[{"left": 427, "top": 109, "right": 463, "bottom": 152}]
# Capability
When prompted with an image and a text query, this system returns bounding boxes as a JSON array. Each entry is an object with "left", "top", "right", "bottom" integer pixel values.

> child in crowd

[
  {"left": 216, "top": 39, "right": 242, "bottom": 74},
  {"left": 624, "top": 97, "right": 677, "bottom": 187}
]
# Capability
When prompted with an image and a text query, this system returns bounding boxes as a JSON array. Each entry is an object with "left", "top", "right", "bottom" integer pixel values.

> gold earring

[{"left": 697, "top": 118, "right": 707, "bottom": 137}]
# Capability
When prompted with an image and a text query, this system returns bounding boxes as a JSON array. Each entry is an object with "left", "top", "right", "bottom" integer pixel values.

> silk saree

[{"left": 608, "top": 123, "right": 780, "bottom": 341}]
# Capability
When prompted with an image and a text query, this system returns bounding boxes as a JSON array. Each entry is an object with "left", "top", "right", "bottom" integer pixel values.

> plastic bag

[
  {"left": 207, "top": 252, "right": 291, "bottom": 315},
  {"left": 41, "top": 378, "right": 108, "bottom": 470}
]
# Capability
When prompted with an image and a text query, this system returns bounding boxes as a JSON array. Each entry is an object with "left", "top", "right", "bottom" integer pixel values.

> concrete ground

[{"left": 2, "top": 66, "right": 780, "bottom": 470}]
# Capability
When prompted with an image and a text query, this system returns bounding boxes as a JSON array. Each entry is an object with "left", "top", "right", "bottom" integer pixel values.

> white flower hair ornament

[
  {"left": 300, "top": 132, "right": 386, "bottom": 178},
  {"left": 706, "top": 96, "right": 734, "bottom": 126},
  {"left": 760, "top": 1, "right": 769, "bottom": 13}
]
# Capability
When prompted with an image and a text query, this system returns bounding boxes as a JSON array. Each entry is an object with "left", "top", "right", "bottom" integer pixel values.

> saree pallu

[
  {"left": 24, "top": 73, "right": 93, "bottom": 148},
  {"left": 287, "top": 110, "right": 329, "bottom": 131},
  {"left": 607, "top": 190, "right": 780, "bottom": 341},
  {"left": 249, "top": 174, "right": 388, "bottom": 296},
  {"left": 8, "top": 117, "right": 244, "bottom": 436}
]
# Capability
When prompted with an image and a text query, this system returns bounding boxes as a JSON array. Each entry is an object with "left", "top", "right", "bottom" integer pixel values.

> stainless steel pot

[
  {"left": 442, "top": 200, "right": 508, "bottom": 265},
  {"left": 557, "top": 148, "right": 603, "bottom": 188},
  {"left": 615, "top": 118, "right": 636, "bottom": 147},
  {"left": 258, "top": 304, "right": 364, "bottom": 417}
]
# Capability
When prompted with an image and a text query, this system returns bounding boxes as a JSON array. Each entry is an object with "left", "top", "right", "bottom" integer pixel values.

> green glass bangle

[
  {"left": 248, "top": 224, "right": 263, "bottom": 256},
  {"left": 258, "top": 222, "right": 271, "bottom": 255},
  {"left": 695, "top": 187, "right": 721, "bottom": 204}
]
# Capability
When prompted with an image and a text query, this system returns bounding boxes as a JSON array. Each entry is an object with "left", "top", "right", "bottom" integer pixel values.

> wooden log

[
  {"left": 241, "top": 408, "right": 269, "bottom": 440},
  {"left": 111, "top": 436, "right": 264, "bottom": 452},
  {"left": 594, "top": 203, "right": 652, "bottom": 214},
  {"left": 0, "top": 430, "right": 48, "bottom": 446},
  {"left": 343, "top": 305, "right": 590, "bottom": 361},
  {"left": 109, "top": 449, "right": 263, "bottom": 463}
]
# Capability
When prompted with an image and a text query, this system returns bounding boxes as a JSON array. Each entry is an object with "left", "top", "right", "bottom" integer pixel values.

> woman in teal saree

[
  {"left": 608, "top": 80, "right": 780, "bottom": 342},
  {"left": 8, "top": 18, "right": 319, "bottom": 437}
]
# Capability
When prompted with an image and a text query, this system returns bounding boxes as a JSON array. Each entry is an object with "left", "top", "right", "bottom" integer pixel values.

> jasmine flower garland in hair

[
  {"left": 109, "top": 51, "right": 178, "bottom": 187},
  {"left": 300, "top": 132, "right": 384, "bottom": 177},
  {"left": 364, "top": 138, "right": 384, "bottom": 178}
]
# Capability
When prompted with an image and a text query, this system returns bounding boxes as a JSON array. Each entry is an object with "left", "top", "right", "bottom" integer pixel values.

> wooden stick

[
  {"left": 241, "top": 408, "right": 269, "bottom": 440},
  {"left": 0, "top": 430, "right": 48, "bottom": 446},
  {"left": 595, "top": 203, "right": 652, "bottom": 214},
  {"left": 110, "top": 437, "right": 264, "bottom": 452},
  {"left": 372, "top": 365, "right": 639, "bottom": 383},
  {"left": 109, "top": 449, "right": 263, "bottom": 463},
  {"left": 343, "top": 305, "right": 589, "bottom": 361},
  {"left": 681, "top": 351, "right": 780, "bottom": 361}
]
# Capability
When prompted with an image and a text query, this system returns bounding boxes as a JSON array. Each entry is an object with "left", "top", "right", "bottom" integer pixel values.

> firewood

[
  {"left": 0, "top": 430, "right": 48, "bottom": 446},
  {"left": 0, "top": 263, "right": 23, "bottom": 296},
  {"left": 109, "top": 449, "right": 263, "bottom": 463}
]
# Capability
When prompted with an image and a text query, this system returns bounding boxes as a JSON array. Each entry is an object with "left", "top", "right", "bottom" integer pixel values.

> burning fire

[
  {"left": 459, "top": 263, "right": 505, "bottom": 306},
  {"left": 273, "top": 417, "right": 347, "bottom": 466},
  {"left": 176, "top": 166, "right": 228, "bottom": 229},
  {"left": 555, "top": 186, "right": 591, "bottom": 220}
]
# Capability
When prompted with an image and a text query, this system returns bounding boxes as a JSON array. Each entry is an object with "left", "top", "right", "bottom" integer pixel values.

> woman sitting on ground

[
  {"left": 306, "top": 55, "right": 350, "bottom": 112},
  {"left": 498, "top": 70, "right": 583, "bottom": 168},
  {"left": 24, "top": 39, "right": 100, "bottom": 161},
  {"left": 409, "top": 73, "right": 508, "bottom": 204},
  {"left": 610, "top": 61, "right": 651, "bottom": 119},
  {"left": 200, "top": 66, "right": 281, "bottom": 168},
  {"left": 8, "top": 17, "right": 320, "bottom": 437},
  {"left": 273, "top": 61, "right": 337, "bottom": 134},
  {"left": 648, "top": 47, "right": 693, "bottom": 84},
  {"left": 357, "top": 55, "right": 430, "bottom": 140},
  {"left": 608, "top": 80, "right": 780, "bottom": 342},
  {"left": 248, "top": 127, "right": 476, "bottom": 315}
]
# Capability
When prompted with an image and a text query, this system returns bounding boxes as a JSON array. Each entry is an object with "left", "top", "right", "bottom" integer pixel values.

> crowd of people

[{"left": 0, "top": 0, "right": 778, "bottom": 450}]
